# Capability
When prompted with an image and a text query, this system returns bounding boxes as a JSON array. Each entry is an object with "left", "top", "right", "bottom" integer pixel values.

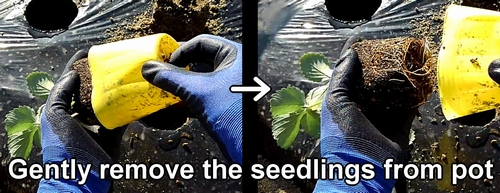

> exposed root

[{"left": 350, "top": 36, "right": 436, "bottom": 111}]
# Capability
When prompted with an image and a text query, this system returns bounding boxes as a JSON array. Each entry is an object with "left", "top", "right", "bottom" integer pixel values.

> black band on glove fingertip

[{"left": 489, "top": 59, "right": 500, "bottom": 84}]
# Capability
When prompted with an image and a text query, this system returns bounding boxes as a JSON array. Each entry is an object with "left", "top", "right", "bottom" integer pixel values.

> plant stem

[{"left": 72, "top": 117, "right": 100, "bottom": 133}]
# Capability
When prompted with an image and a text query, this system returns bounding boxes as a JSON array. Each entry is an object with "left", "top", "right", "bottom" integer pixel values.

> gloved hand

[
  {"left": 141, "top": 34, "right": 242, "bottom": 164},
  {"left": 314, "top": 49, "right": 417, "bottom": 192},
  {"left": 38, "top": 50, "right": 112, "bottom": 193},
  {"left": 489, "top": 59, "right": 500, "bottom": 84}
]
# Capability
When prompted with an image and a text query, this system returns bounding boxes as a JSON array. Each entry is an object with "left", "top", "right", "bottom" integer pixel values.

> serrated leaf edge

[
  {"left": 269, "top": 86, "right": 305, "bottom": 101},
  {"left": 299, "top": 52, "right": 332, "bottom": 82},
  {"left": 4, "top": 106, "right": 39, "bottom": 160},
  {"left": 8, "top": 129, "right": 35, "bottom": 160},
  {"left": 26, "top": 71, "right": 55, "bottom": 100},
  {"left": 269, "top": 86, "right": 306, "bottom": 115},
  {"left": 304, "top": 85, "right": 328, "bottom": 112},
  {"left": 4, "top": 106, "right": 37, "bottom": 132},
  {"left": 272, "top": 110, "right": 307, "bottom": 149}
]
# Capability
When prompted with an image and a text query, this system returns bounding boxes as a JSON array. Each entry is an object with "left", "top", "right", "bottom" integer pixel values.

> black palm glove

[
  {"left": 489, "top": 59, "right": 500, "bottom": 84},
  {"left": 38, "top": 50, "right": 112, "bottom": 192},
  {"left": 323, "top": 48, "right": 417, "bottom": 164},
  {"left": 315, "top": 48, "right": 417, "bottom": 192}
]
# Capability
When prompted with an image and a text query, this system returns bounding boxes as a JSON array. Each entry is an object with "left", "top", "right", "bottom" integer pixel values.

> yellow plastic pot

[
  {"left": 88, "top": 33, "right": 182, "bottom": 129},
  {"left": 437, "top": 4, "right": 500, "bottom": 120}
]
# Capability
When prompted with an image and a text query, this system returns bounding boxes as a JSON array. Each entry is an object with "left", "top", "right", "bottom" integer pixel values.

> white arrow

[{"left": 230, "top": 76, "right": 271, "bottom": 102}]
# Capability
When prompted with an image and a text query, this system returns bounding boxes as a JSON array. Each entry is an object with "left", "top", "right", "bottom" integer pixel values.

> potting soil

[
  {"left": 258, "top": 0, "right": 500, "bottom": 192},
  {"left": 0, "top": 0, "right": 241, "bottom": 192},
  {"left": 70, "top": 58, "right": 99, "bottom": 125}
]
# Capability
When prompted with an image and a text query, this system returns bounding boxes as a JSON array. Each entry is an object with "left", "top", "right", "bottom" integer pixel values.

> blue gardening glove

[
  {"left": 38, "top": 50, "right": 112, "bottom": 193},
  {"left": 314, "top": 49, "right": 417, "bottom": 193},
  {"left": 141, "top": 34, "right": 242, "bottom": 164}
]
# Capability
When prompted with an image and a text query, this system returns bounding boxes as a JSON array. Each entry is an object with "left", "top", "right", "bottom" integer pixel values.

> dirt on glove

[{"left": 350, "top": 36, "right": 437, "bottom": 112}]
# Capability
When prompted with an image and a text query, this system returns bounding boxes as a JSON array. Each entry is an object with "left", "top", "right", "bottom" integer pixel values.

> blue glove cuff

[
  {"left": 316, "top": 135, "right": 396, "bottom": 192},
  {"left": 317, "top": 100, "right": 396, "bottom": 192},
  {"left": 213, "top": 98, "right": 243, "bottom": 165},
  {"left": 39, "top": 146, "right": 111, "bottom": 193},
  {"left": 38, "top": 169, "right": 110, "bottom": 193}
]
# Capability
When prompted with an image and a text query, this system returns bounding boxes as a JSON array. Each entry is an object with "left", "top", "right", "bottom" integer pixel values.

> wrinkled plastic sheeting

[
  {"left": 0, "top": 0, "right": 241, "bottom": 116},
  {"left": 0, "top": 0, "right": 241, "bottom": 160},
  {"left": 258, "top": 0, "right": 447, "bottom": 95}
]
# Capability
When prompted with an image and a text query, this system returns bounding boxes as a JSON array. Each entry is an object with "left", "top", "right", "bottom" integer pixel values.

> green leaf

[
  {"left": 4, "top": 106, "right": 40, "bottom": 159},
  {"left": 272, "top": 111, "right": 306, "bottom": 149},
  {"left": 302, "top": 109, "right": 320, "bottom": 138},
  {"left": 8, "top": 131, "right": 36, "bottom": 160},
  {"left": 305, "top": 85, "right": 328, "bottom": 113},
  {"left": 27, "top": 72, "right": 54, "bottom": 101},
  {"left": 300, "top": 52, "right": 333, "bottom": 82},
  {"left": 4, "top": 106, "right": 37, "bottom": 135},
  {"left": 270, "top": 86, "right": 306, "bottom": 117}
]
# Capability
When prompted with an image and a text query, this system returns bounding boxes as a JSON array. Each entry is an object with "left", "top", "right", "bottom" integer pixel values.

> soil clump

[
  {"left": 350, "top": 37, "right": 436, "bottom": 112},
  {"left": 105, "top": 0, "right": 228, "bottom": 42},
  {"left": 70, "top": 58, "right": 99, "bottom": 125}
]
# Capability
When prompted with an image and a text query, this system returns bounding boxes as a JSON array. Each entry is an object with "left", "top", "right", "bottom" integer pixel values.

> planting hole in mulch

[
  {"left": 350, "top": 36, "right": 437, "bottom": 112},
  {"left": 324, "top": 0, "right": 382, "bottom": 22},
  {"left": 24, "top": 0, "right": 78, "bottom": 32}
]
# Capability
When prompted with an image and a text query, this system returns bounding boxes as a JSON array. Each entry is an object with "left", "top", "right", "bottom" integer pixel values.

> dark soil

[
  {"left": 105, "top": 0, "right": 228, "bottom": 42},
  {"left": 150, "top": 0, "right": 211, "bottom": 41},
  {"left": 257, "top": 156, "right": 302, "bottom": 193},
  {"left": 257, "top": 113, "right": 318, "bottom": 193},
  {"left": 71, "top": 58, "right": 99, "bottom": 125},
  {"left": 462, "top": 0, "right": 500, "bottom": 10},
  {"left": 350, "top": 37, "right": 436, "bottom": 112}
]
